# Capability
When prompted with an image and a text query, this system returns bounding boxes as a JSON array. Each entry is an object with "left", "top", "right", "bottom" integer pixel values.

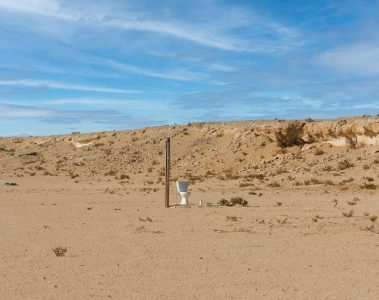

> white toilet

[{"left": 176, "top": 181, "right": 191, "bottom": 205}]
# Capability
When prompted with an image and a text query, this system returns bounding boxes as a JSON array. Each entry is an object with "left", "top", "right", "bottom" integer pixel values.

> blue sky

[{"left": 0, "top": 0, "right": 378, "bottom": 136}]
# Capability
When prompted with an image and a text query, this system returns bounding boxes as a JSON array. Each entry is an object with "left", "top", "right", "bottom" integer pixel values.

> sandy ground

[
  {"left": 0, "top": 118, "right": 378, "bottom": 299},
  {"left": 0, "top": 176, "right": 378, "bottom": 300}
]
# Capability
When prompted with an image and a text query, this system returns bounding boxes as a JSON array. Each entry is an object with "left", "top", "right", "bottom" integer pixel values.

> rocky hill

[{"left": 0, "top": 116, "right": 378, "bottom": 191}]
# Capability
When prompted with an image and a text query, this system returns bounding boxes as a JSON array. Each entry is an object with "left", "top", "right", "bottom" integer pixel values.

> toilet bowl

[
  {"left": 179, "top": 191, "right": 191, "bottom": 205},
  {"left": 176, "top": 181, "right": 191, "bottom": 205}
]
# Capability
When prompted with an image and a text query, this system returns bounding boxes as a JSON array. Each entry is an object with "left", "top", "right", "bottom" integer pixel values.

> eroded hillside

[{"left": 0, "top": 117, "right": 378, "bottom": 192}]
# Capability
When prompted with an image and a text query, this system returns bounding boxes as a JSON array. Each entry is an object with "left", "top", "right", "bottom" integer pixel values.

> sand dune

[{"left": 0, "top": 117, "right": 378, "bottom": 299}]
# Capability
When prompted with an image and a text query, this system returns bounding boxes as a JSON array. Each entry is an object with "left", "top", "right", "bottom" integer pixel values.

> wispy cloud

[
  {"left": 103, "top": 59, "right": 205, "bottom": 82},
  {"left": 0, "top": 0, "right": 299, "bottom": 53},
  {"left": 0, "top": 79, "right": 138, "bottom": 94},
  {"left": 0, "top": 102, "right": 55, "bottom": 118},
  {"left": 0, "top": 102, "right": 163, "bottom": 126},
  {"left": 0, "top": 0, "right": 76, "bottom": 20},
  {"left": 43, "top": 98, "right": 168, "bottom": 110},
  {"left": 318, "top": 43, "right": 379, "bottom": 75}
]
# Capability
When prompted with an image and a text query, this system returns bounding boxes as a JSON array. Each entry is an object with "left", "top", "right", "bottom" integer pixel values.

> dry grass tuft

[
  {"left": 226, "top": 216, "right": 238, "bottom": 221},
  {"left": 230, "top": 197, "right": 248, "bottom": 206},
  {"left": 342, "top": 210, "right": 354, "bottom": 217},
  {"left": 268, "top": 182, "right": 280, "bottom": 188},
  {"left": 314, "top": 149, "right": 325, "bottom": 155},
  {"left": 217, "top": 199, "right": 230, "bottom": 206},
  {"left": 338, "top": 159, "right": 354, "bottom": 170},
  {"left": 360, "top": 183, "right": 377, "bottom": 190},
  {"left": 53, "top": 247, "right": 67, "bottom": 257}
]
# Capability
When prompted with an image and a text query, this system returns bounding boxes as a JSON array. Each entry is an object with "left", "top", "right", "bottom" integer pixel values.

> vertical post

[{"left": 165, "top": 138, "right": 170, "bottom": 208}]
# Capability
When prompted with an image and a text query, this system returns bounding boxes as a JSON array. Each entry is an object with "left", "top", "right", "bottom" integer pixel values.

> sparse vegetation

[
  {"left": 53, "top": 247, "right": 67, "bottom": 257},
  {"left": 239, "top": 182, "right": 253, "bottom": 188},
  {"left": 342, "top": 210, "right": 354, "bottom": 217},
  {"left": 275, "top": 122, "right": 305, "bottom": 148},
  {"left": 364, "top": 177, "right": 374, "bottom": 182},
  {"left": 275, "top": 168, "right": 288, "bottom": 175},
  {"left": 338, "top": 159, "right": 354, "bottom": 170},
  {"left": 314, "top": 149, "right": 325, "bottom": 155},
  {"left": 226, "top": 216, "right": 238, "bottom": 221},
  {"left": 230, "top": 197, "right": 248, "bottom": 206},
  {"left": 217, "top": 199, "right": 230, "bottom": 206},
  {"left": 267, "top": 182, "right": 280, "bottom": 188},
  {"left": 105, "top": 170, "right": 117, "bottom": 176},
  {"left": 244, "top": 174, "right": 265, "bottom": 181},
  {"left": 323, "top": 165, "right": 333, "bottom": 172},
  {"left": 360, "top": 183, "right": 377, "bottom": 190},
  {"left": 345, "top": 136, "right": 358, "bottom": 148},
  {"left": 218, "top": 197, "right": 248, "bottom": 207}
]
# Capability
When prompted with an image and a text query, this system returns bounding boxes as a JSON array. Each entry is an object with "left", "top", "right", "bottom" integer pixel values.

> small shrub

[
  {"left": 239, "top": 182, "right": 253, "bottom": 188},
  {"left": 105, "top": 170, "right": 117, "bottom": 176},
  {"left": 119, "top": 174, "right": 130, "bottom": 180},
  {"left": 276, "top": 168, "right": 288, "bottom": 175},
  {"left": 268, "top": 182, "right": 280, "bottom": 188},
  {"left": 226, "top": 216, "right": 238, "bottom": 221},
  {"left": 369, "top": 215, "right": 378, "bottom": 222},
  {"left": 339, "top": 178, "right": 354, "bottom": 185},
  {"left": 345, "top": 136, "right": 357, "bottom": 149},
  {"left": 338, "top": 159, "right": 354, "bottom": 170},
  {"left": 310, "top": 178, "right": 322, "bottom": 185},
  {"left": 230, "top": 197, "right": 248, "bottom": 206},
  {"left": 245, "top": 174, "right": 265, "bottom": 181},
  {"left": 342, "top": 210, "right": 354, "bottom": 217},
  {"left": 364, "top": 177, "right": 374, "bottom": 182},
  {"left": 314, "top": 149, "right": 325, "bottom": 155},
  {"left": 323, "top": 180, "right": 334, "bottom": 185},
  {"left": 217, "top": 199, "right": 230, "bottom": 206},
  {"left": 275, "top": 122, "right": 305, "bottom": 148},
  {"left": 304, "top": 117, "right": 315, "bottom": 122},
  {"left": 53, "top": 247, "right": 67, "bottom": 257},
  {"left": 360, "top": 183, "right": 377, "bottom": 190}
]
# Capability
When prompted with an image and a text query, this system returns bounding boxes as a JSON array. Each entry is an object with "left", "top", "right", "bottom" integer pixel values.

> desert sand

[{"left": 0, "top": 117, "right": 378, "bottom": 299}]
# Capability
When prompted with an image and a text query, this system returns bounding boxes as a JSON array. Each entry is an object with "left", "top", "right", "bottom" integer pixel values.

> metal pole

[{"left": 165, "top": 138, "right": 170, "bottom": 208}]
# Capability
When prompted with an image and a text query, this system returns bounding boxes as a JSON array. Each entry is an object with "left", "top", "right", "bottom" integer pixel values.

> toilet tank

[{"left": 176, "top": 181, "right": 189, "bottom": 193}]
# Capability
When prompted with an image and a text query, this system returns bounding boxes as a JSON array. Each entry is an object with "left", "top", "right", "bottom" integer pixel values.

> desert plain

[{"left": 0, "top": 117, "right": 378, "bottom": 299}]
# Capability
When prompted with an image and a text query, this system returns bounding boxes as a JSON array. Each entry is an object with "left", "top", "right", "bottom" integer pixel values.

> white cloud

[
  {"left": 0, "top": 0, "right": 299, "bottom": 53},
  {"left": 0, "top": 79, "right": 138, "bottom": 94},
  {"left": 318, "top": 43, "right": 379, "bottom": 75},
  {"left": 103, "top": 59, "right": 204, "bottom": 81},
  {"left": 44, "top": 98, "right": 168, "bottom": 110},
  {"left": 0, "top": 0, "right": 76, "bottom": 20},
  {"left": 0, "top": 103, "right": 54, "bottom": 118}
]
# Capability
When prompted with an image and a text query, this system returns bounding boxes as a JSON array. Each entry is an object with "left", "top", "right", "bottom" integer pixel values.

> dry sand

[{"left": 0, "top": 117, "right": 378, "bottom": 299}]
